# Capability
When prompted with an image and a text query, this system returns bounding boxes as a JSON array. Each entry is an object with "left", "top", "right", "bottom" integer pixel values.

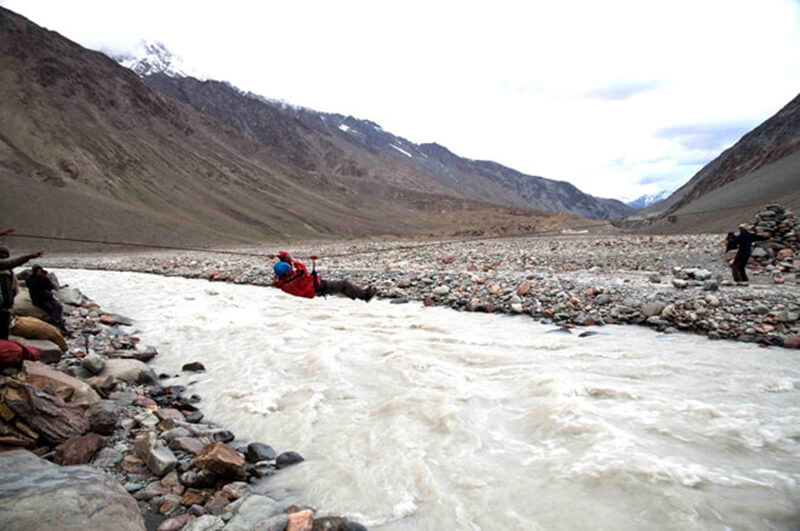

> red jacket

[{"left": 273, "top": 260, "right": 318, "bottom": 299}]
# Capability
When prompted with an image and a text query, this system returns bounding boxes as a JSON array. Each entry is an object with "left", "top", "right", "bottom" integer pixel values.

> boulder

[
  {"left": 8, "top": 336, "right": 62, "bottom": 364},
  {"left": 253, "top": 514, "right": 290, "bottom": 531},
  {"left": 784, "top": 336, "right": 800, "bottom": 349},
  {"left": 246, "top": 442, "right": 277, "bottom": 463},
  {"left": 0, "top": 449, "right": 145, "bottom": 530},
  {"left": 183, "top": 515, "right": 225, "bottom": 531},
  {"left": 86, "top": 400, "right": 120, "bottom": 435},
  {"left": 192, "top": 442, "right": 246, "bottom": 480},
  {"left": 20, "top": 360, "right": 100, "bottom": 407},
  {"left": 55, "top": 433, "right": 106, "bottom": 465},
  {"left": 224, "top": 495, "right": 283, "bottom": 531},
  {"left": 3, "top": 380, "right": 89, "bottom": 444},
  {"left": 134, "top": 431, "right": 178, "bottom": 477},
  {"left": 287, "top": 509, "right": 313, "bottom": 531},
  {"left": 640, "top": 302, "right": 665, "bottom": 318},
  {"left": 81, "top": 353, "right": 106, "bottom": 374},
  {"left": 56, "top": 287, "right": 84, "bottom": 306},
  {"left": 276, "top": 450, "right": 305, "bottom": 469},
  {"left": 11, "top": 291, "right": 48, "bottom": 320},
  {"left": 100, "top": 358, "right": 154, "bottom": 384},
  {"left": 182, "top": 362, "right": 206, "bottom": 372}
]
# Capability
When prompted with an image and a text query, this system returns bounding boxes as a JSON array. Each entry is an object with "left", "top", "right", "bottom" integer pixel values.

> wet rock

[
  {"left": 221, "top": 481, "right": 250, "bottom": 501},
  {"left": 81, "top": 353, "right": 106, "bottom": 374},
  {"left": 224, "top": 495, "right": 282, "bottom": 531},
  {"left": 157, "top": 514, "right": 192, "bottom": 531},
  {"left": 184, "top": 515, "right": 224, "bottom": 531},
  {"left": 276, "top": 450, "right": 305, "bottom": 469},
  {"left": 134, "top": 431, "right": 178, "bottom": 477},
  {"left": 253, "top": 514, "right": 290, "bottom": 531},
  {"left": 784, "top": 336, "right": 800, "bottom": 349},
  {"left": 87, "top": 399, "right": 120, "bottom": 435},
  {"left": 170, "top": 437, "right": 205, "bottom": 455},
  {"left": 184, "top": 411, "right": 204, "bottom": 423},
  {"left": 0, "top": 450, "right": 145, "bottom": 530},
  {"left": 182, "top": 362, "right": 206, "bottom": 372},
  {"left": 192, "top": 442, "right": 246, "bottom": 479},
  {"left": 312, "top": 517, "right": 348, "bottom": 531},
  {"left": 246, "top": 442, "right": 277, "bottom": 463},
  {"left": 288, "top": 509, "right": 314, "bottom": 531},
  {"left": 55, "top": 432, "right": 106, "bottom": 465}
]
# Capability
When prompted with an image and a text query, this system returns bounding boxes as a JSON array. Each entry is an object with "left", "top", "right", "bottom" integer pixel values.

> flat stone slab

[
  {"left": 0, "top": 449, "right": 145, "bottom": 531},
  {"left": 9, "top": 335, "right": 62, "bottom": 364}
]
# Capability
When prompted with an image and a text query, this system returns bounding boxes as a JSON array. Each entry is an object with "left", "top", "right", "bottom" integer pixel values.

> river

[{"left": 59, "top": 269, "right": 800, "bottom": 530}]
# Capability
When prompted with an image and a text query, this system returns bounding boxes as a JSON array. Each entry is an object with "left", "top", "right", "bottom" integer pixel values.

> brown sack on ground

[{"left": 11, "top": 317, "right": 67, "bottom": 351}]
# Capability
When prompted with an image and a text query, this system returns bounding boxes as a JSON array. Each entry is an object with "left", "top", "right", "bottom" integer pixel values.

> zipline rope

[{"left": 3, "top": 197, "right": 785, "bottom": 261}]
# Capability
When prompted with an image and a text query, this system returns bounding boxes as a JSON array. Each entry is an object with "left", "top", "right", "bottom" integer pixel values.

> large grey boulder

[
  {"left": 0, "top": 449, "right": 145, "bottom": 531},
  {"left": 11, "top": 291, "right": 48, "bottom": 320}
]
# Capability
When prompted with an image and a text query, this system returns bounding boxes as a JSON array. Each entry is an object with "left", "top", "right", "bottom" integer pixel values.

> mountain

[
  {"left": 126, "top": 50, "right": 633, "bottom": 220},
  {"left": 619, "top": 92, "right": 800, "bottom": 233},
  {"left": 0, "top": 7, "right": 576, "bottom": 250},
  {"left": 625, "top": 190, "right": 672, "bottom": 209}
]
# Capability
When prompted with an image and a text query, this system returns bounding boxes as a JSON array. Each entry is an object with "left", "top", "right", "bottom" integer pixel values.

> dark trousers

[
  {"left": 0, "top": 310, "right": 9, "bottom": 340},
  {"left": 315, "top": 279, "right": 368, "bottom": 300},
  {"left": 35, "top": 296, "right": 66, "bottom": 331},
  {"left": 731, "top": 253, "right": 750, "bottom": 282}
]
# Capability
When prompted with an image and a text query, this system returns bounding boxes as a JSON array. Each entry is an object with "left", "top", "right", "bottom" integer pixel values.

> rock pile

[
  {"left": 0, "top": 282, "right": 368, "bottom": 530},
  {"left": 747, "top": 204, "right": 799, "bottom": 276}
]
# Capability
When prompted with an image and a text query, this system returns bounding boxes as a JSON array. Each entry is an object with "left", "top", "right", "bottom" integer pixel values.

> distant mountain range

[{"left": 2, "top": 6, "right": 797, "bottom": 247}]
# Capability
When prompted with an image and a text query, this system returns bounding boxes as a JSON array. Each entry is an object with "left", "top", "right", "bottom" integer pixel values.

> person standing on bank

[
  {"left": 726, "top": 224, "right": 770, "bottom": 283},
  {"left": 0, "top": 244, "right": 43, "bottom": 340},
  {"left": 270, "top": 251, "right": 376, "bottom": 302}
]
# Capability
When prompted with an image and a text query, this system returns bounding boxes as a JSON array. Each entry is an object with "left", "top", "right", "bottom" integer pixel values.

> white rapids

[{"left": 59, "top": 269, "right": 800, "bottom": 530}]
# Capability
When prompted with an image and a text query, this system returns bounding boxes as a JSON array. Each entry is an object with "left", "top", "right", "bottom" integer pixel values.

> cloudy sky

[{"left": 3, "top": 0, "right": 799, "bottom": 201}]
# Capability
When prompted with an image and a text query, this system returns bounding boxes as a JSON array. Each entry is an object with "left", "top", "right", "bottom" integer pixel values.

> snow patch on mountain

[
  {"left": 625, "top": 189, "right": 673, "bottom": 209},
  {"left": 112, "top": 41, "right": 205, "bottom": 80}
]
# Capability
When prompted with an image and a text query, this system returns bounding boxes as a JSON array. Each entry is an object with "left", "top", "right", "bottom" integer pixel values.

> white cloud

[{"left": 3, "top": 0, "right": 799, "bottom": 200}]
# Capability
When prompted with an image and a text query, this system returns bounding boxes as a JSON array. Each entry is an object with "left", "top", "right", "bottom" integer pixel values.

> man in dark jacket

[
  {"left": 0, "top": 245, "right": 43, "bottom": 340},
  {"left": 271, "top": 251, "right": 375, "bottom": 302},
  {"left": 726, "top": 224, "right": 770, "bottom": 283},
  {"left": 26, "top": 264, "right": 67, "bottom": 333}
]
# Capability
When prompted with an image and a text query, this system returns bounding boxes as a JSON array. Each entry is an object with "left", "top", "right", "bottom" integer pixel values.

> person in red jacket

[{"left": 271, "top": 251, "right": 375, "bottom": 302}]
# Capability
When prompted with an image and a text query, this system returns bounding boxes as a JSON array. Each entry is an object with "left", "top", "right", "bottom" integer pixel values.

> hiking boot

[{"left": 363, "top": 287, "right": 376, "bottom": 302}]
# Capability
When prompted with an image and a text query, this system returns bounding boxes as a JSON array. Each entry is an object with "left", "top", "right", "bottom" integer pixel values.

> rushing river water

[{"left": 59, "top": 269, "right": 800, "bottom": 530}]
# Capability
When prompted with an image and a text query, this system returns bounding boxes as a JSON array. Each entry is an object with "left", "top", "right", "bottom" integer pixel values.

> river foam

[{"left": 59, "top": 269, "right": 800, "bottom": 530}]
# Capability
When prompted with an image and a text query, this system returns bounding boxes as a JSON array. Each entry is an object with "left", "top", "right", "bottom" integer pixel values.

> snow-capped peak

[
  {"left": 112, "top": 41, "right": 205, "bottom": 80},
  {"left": 625, "top": 189, "right": 673, "bottom": 209}
]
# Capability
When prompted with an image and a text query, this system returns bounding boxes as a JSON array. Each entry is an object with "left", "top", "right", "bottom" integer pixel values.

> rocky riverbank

[
  {"left": 0, "top": 277, "right": 368, "bottom": 531},
  {"left": 47, "top": 232, "right": 800, "bottom": 349}
]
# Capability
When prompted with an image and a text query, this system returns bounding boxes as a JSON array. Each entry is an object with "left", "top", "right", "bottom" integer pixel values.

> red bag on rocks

[{"left": 0, "top": 340, "right": 41, "bottom": 365}]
